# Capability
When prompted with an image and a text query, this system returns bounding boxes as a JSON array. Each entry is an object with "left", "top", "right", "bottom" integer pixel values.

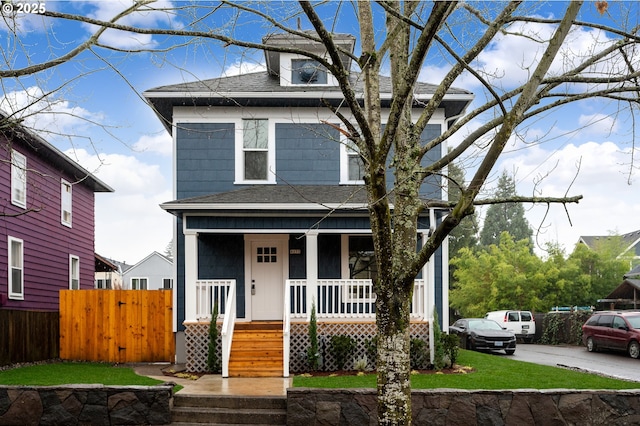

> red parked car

[{"left": 582, "top": 311, "right": 640, "bottom": 359}]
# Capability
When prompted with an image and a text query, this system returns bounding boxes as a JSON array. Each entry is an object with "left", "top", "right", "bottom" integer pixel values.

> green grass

[
  {"left": 0, "top": 362, "right": 164, "bottom": 387},
  {"left": 293, "top": 349, "right": 640, "bottom": 390}
]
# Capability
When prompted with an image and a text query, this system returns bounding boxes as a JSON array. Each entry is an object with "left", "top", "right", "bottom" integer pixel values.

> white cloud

[
  {"left": 578, "top": 113, "right": 619, "bottom": 136},
  {"left": 496, "top": 140, "right": 639, "bottom": 254},
  {"left": 68, "top": 148, "right": 173, "bottom": 264},
  {"left": 0, "top": 86, "right": 103, "bottom": 139},
  {"left": 222, "top": 61, "right": 267, "bottom": 77},
  {"left": 133, "top": 132, "right": 173, "bottom": 157},
  {"left": 83, "top": 0, "right": 178, "bottom": 50},
  {"left": 422, "top": 18, "right": 616, "bottom": 92}
]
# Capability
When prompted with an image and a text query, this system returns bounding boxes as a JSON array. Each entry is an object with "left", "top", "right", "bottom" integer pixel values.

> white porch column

[
  {"left": 442, "top": 231, "right": 450, "bottom": 328},
  {"left": 184, "top": 231, "right": 198, "bottom": 322},
  {"left": 305, "top": 230, "right": 318, "bottom": 321}
]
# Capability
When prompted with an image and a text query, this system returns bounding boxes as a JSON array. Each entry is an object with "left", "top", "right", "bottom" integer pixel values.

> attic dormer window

[{"left": 292, "top": 59, "right": 327, "bottom": 85}]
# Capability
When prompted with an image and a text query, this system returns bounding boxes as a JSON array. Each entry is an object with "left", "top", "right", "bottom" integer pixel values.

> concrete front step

[{"left": 171, "top": 395, "right": 287, "bottom": 426}]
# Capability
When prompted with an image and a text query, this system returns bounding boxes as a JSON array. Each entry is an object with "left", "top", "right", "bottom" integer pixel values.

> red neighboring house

[{"left": 0, "top": 113, "right": 113, "bottom": 311}]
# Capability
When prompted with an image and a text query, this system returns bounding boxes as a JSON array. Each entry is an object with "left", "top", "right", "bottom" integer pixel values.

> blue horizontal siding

[
  {"left": 176, "top": 123, "right": 235, "bottom": 198},
  {"left": 186, "top": 214, "right": 372, "bottom": 230},
  {"left": 275, "top": 123, "right": 340, "bottom": 184}
]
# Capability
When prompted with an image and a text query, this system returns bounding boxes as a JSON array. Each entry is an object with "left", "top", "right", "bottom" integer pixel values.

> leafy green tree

[
  {"left": 568, "top": 236, "right": 631, "bottom": 304},
  {"left": 480, "top": 171, "right": 533, "bottom": 248},
  {"left": 450, "top": 232, "right": 546, "bottom": 317}
]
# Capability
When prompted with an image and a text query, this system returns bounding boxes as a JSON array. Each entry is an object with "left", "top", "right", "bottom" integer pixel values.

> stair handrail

[
  {"left": 283, "top": 280, "right": 291, "bottom": 378},
  {"left": 220, "top": 280, "right": 236, "bottom": 378}
]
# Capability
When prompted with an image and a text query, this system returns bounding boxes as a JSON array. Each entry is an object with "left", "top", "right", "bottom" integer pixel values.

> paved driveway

[{"left": 512, "top": 343, "right": 640, "bottom": 382}]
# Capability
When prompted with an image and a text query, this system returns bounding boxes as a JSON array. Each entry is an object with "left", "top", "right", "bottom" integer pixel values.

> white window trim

[
  {"left": 8, "top": 236, "right": 24, "bottom": 300},
  {"left": 234, "top": 118, "right": 276, "bottom": 185},
  {"left": 163, "top": 278, "right": 173, "bottom": 289},
  {"left": 11, "top": 150, "right": 27, "bottom": 208},
  {"left": 69, "top": 255, "right": 80, "bottom": 290},
  {"left": 339, "top": 134, "right": 365, "bottom": 185},
  {"left": 61, "top": 179, "right": 72, "bottom": 227},
  {"left": 279, "top": 52, "right": 338, "bottom": 87},
  {"left": 131, "top": 277, "right": 148, "bottom": 290}
]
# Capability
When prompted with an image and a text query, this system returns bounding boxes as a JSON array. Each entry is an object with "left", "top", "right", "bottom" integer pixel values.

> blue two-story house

[{"left": 144, "top": 32, "right": 473, "bottom": 376}]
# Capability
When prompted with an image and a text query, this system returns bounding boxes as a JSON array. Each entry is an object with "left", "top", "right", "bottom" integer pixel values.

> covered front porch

[
  {"left": 176, "top": 200, "right": 448, "bottom": 376},
  {"left": 184, "top": 276, "right": 434, "bottom": 376}
]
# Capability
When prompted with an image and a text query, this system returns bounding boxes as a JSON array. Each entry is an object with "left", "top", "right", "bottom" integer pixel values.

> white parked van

[{"left": 485, "top": 310, "right": 536, "bottom": 343}]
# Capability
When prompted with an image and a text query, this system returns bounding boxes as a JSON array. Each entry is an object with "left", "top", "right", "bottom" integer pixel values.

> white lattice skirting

[{"left": 184, "top": 321, "right": 429, "bottom": 374}]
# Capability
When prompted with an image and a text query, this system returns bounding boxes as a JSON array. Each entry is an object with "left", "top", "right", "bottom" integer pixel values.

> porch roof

[{"left": 160, "top": 185, "right": 371, "bottom": 214}]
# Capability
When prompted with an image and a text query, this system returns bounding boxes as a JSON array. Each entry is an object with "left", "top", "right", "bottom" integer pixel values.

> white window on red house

[
  {"left": 61, "top": 179, "right": 72, "bottom": 227},
  {"left": 69, "top": 255, "right": 80, "bottom": 290},
  {"left": 8, "top": 237, "right": 24, "bottom": 300},
  {"left": 11, "top": 150, "right": 27, "bottom": 208}
]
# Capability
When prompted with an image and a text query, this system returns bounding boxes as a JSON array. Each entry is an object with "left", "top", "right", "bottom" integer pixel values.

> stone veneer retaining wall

[
  {"left": 0, "top": 384, "right": 173, "bottom": 425},
  {"left": 287, "top": 388, "right": 640, "bottom": 425}
]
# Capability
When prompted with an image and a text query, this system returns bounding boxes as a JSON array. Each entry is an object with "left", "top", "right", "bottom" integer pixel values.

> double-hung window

[
  {"left": 241, "top": 119, "right": 270, "bottom": 182},
  {"left": 340, "top": 138, "right": 365, "bottom": 184},
  {"left": 131, "top": 278, "right": 148, "bottom": 290},
  {"left": 11, "top": 150, "right": 27, "bottom": 208},
  {"left": 61, "top": 179, "right": 72, "bottom": 227},
  {"left": 69, "top": 255, "right": 80, "bottom": 289},
  {"left": 8, "top": 237, "right": 24, "bottom": 300}
]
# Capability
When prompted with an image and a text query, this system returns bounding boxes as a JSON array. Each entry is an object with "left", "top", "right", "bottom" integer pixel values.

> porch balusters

[
  {"left": 286, "top": 279, "right": 426, "bottom": 320},
  {"left": 195, "top": 280, "right": 234, "bottom": 320}
]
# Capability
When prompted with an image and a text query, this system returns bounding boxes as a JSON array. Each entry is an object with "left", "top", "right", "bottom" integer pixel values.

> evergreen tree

[
  {"left": 480, "top": 171, "right": 533, "bottom": 247},
  {"left": 447, "top": 161, "right": 479, "bottom": 256}
]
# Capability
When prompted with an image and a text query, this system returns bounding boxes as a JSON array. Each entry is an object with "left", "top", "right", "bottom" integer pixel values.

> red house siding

[{"left": 0, "top": 134, "right": 100, "bottom": 312}]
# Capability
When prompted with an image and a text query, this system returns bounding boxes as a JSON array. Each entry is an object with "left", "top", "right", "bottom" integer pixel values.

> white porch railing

[
  {"left": 283, "top": 285, "right": 291, "bottom": 378},
  {"left": 195, "top": 280, "right": 234, "bottom": 319},
  {"left": 286, "top": 279, "right": 426, "bottom": 320},
  {"left": 195, "top": 279, "right": 236, "bottom": 377},
  {"left": 221, "top": 280, "right": 236, "bottom": 378}
]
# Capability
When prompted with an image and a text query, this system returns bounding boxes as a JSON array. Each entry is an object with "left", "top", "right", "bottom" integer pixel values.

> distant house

[
  {"left": 0, "top": 111, "right": 113, "bottom": 311},
  {"left": 577, "top": 229, "right": 640, "bottom": 266},
  {"left": 122, "top": 251, "right": 173, "bottom": 290},
  {"left": 94, "top": 253, "right": 127, "bottom": 289},
  {"left": 597, "top": 265, "right": 640, "bottom": 310},
  {"left": 144, "top": 32, "right": 473, "bottom": 376}
]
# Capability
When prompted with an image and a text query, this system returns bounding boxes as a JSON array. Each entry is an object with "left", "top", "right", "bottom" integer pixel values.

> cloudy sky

[{"left": 1, "top": 1, "right": 638, "bottom": 264}]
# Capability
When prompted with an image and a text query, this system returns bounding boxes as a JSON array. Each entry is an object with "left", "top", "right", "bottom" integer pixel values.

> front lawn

[
  {"left": 0, "top": 362, "right": 164, "bottom": 387},
  {"left": 293, "top": 349, "right": 640, "bottom": 390}
]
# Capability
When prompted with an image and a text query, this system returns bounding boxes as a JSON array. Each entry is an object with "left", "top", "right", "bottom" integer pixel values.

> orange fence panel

[{"left": 59, "top": 289, "right": 174, "bottom": 363}]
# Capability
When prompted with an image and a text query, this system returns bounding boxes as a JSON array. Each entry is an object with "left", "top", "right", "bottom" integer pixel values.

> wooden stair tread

[{"left": 229, "top": 322, "right": 285, "bottom": 378}]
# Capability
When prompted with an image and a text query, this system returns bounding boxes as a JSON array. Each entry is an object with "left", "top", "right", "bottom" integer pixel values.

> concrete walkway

[{"left": 131, "top": 363, "right": 292, "bottom": 396}]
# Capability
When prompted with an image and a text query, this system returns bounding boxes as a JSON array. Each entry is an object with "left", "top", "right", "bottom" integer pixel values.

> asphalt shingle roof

[{"left": 161, "top": 185, "right": 370, "bottom": 210}]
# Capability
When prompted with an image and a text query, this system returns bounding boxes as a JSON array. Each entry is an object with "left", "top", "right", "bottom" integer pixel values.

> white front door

[{"left": 250, "top": 240, "right": 284, "bottom": 320}]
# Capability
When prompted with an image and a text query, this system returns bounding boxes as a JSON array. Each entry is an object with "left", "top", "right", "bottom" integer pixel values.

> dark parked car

[
  {"left": 582, "top": 311, "right": 640, "bottom": 359},
  {"left": 449, "top": 318, "right": 516, "bottom": 355}
]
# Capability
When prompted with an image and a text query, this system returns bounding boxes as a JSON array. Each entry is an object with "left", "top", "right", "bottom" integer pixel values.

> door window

[{"left": 256, "top": 246, "right": 277, "bottom": 263}]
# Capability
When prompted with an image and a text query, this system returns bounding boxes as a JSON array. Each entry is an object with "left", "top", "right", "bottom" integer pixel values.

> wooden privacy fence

[
  {"left": 0, "top": 310, "right": 59, "bottom": 366},
  {"left": 60, "top": 290, "right": 174, "bottom": 363}
]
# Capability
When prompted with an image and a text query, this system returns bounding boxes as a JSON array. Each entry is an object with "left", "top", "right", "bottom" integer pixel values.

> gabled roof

[
  {"left": 1, "top": 110, "right": 113, "bottom": 193},
  {"left": 124, "top": 251, "right": 173, "bottom": 276},
  {"left": 144, "top": 71, "right": 473, "bottom": 134},
  {"left": 625, "top": 264, "right": 640, "bottom": 279},
  {"left": 95, "top": 253, "right": 118, "bottom": 272},
  {"left": 578, "top": 229, "right": 640, "bottom": 257},
  {"left": 160, "top": 185, "right": 370, "bottom": 215},
  {"left": 601, "top": 278, "right": 640, "bottom": 302}
]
